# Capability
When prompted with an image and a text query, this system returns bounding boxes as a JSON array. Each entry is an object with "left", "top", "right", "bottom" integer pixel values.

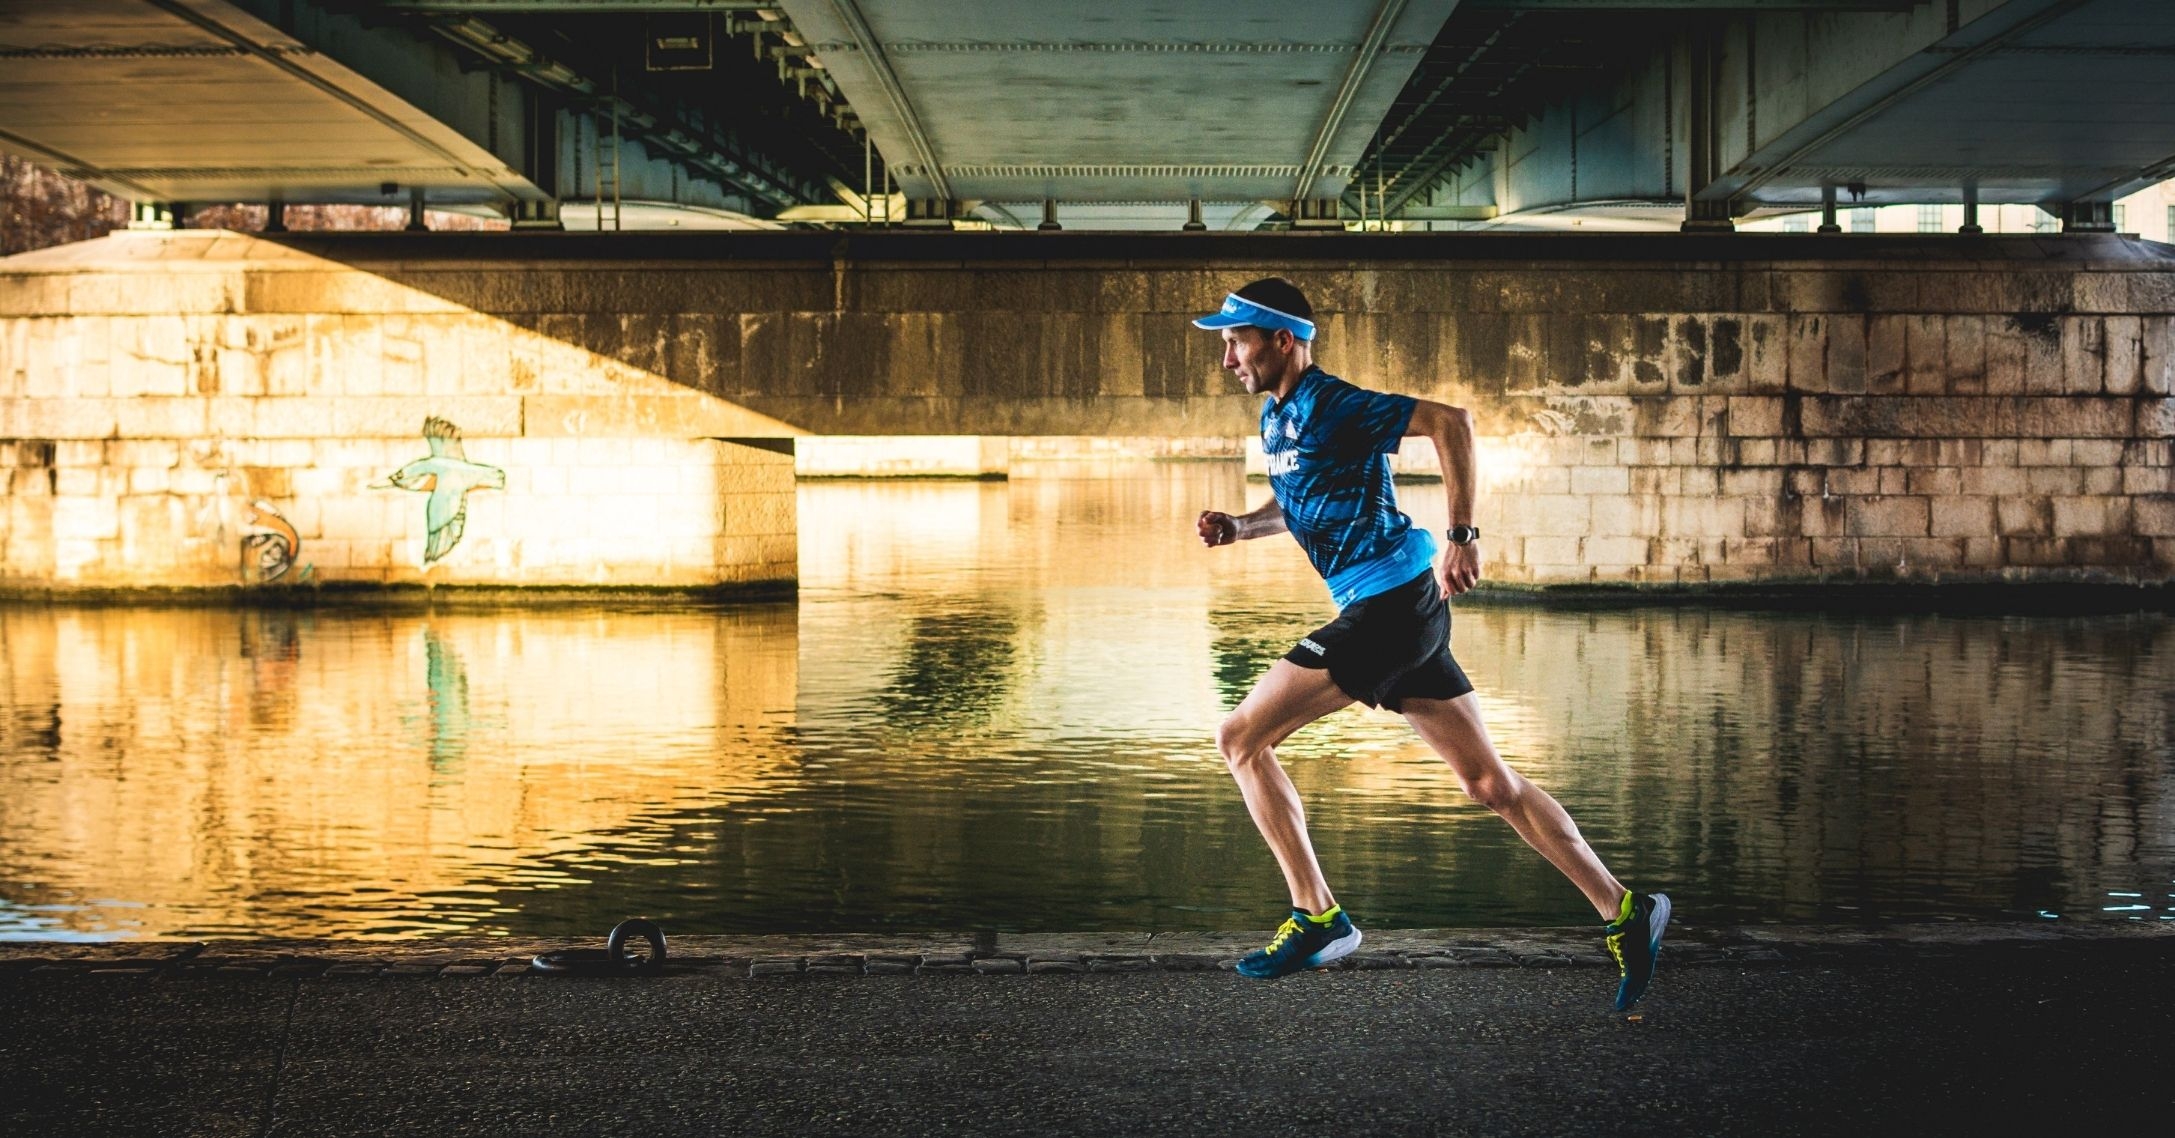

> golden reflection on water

[{"left": 3, "top": 464, "right": 2172, "bottom": 939}]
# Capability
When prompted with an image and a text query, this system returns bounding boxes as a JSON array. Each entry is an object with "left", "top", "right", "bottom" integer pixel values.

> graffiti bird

[{"left": 375, "top": 416, "right": 506, "bottom": 567}]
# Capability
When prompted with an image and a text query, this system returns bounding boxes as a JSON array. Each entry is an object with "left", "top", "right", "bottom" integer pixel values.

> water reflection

[{"left": 1, "top": 464, "right": 2171, "bottom": 939}]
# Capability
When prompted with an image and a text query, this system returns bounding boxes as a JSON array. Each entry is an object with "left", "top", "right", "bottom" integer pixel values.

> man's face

[{"left": 1221, "top": 327, "right": 1293, "bottom": 395}]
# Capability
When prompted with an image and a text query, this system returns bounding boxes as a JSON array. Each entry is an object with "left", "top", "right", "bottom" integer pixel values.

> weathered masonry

[{"left": 1, "top": 230, "right": 2169, "bottom": 591}]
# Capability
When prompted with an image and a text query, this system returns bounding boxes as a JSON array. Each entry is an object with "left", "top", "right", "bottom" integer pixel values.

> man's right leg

[{"left": 1216, "top": 659, "right": 1355, "bottom": 914}]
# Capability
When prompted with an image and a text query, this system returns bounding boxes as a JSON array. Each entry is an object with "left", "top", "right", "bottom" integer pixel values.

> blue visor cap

[{"left": 1192, "top": 293, "right": 1316, "bottom": 341}]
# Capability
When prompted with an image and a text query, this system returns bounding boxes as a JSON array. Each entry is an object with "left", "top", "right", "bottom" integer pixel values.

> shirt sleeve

[{"left": 1324, "top": 384, "right": 1417, "bottom": 458}]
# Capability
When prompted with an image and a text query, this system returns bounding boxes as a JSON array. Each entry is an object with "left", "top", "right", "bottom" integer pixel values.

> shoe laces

[{"left": 1263, "top": 916, "right": 1303, "bottom": 956}]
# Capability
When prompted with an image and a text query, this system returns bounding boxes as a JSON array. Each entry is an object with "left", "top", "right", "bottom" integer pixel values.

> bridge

[
  {"left": 4, "top": 1, "right": 2170, "bottom": 231},
  {"left": 0, "top": 1, "right": 2170, "bottom": 594}
]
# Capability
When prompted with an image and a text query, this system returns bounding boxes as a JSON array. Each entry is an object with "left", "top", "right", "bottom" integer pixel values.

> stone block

[
  {"left": 1787, "top": 314, "right": 1826, "bottom": 392},
  {"left": 1582, "top": 535, "right": 1651, "bottom": 565},
  {"left": 1569, "top": 466, "right": 1630, "bottom": 495},
  {"left": 1806, "top": 395, "right": 2019, "bottom": 438},
  {"left": 2025, "top": 466, "right": 2084, "bottom": 495},
  {"left": 1744, "top": 314, "right": 1787, "bottom": 393},
  {"left": 1945, "top": 315, "right": 1987, "bottom": 394},
  {"left": 1669, "top": 316, "right": 1709, "bottom": 390},
  {"left": 1727, "top": 396, "right": 1785, "bottom": 437},
  {"left": 2134, "top": 498, "right": 2175, "bottom": 536},
  {"left": 1520, "top": 495, "right": 1590, "bottom": 537},
  {"left": 1720, "top": 468, "right": 1784, "bottom": 498},
  {"left": 2018, "top": 316, "right": 2065, "bottom": 395},
  {"left": 2069, "top": 440, "right": 2122, "bottom": 470},
  {"left": 1521, "top": 535, "right": 1580, "bottom": 565},
  {"left": 1904, "top": 315, "right": 1948, "bottom": 395},
  {"left": 1827, "top": 314, "right": 1867, "bottom": 394},
  {"left": 2142, "top": 315, "right": 2174, "bottom": 395},
  {"left": 1959, "top": 465, "right": 2026, "bottom": 496},
  {"left": 2062, "top": 317, "right": 2106, "bottom": 394},
  {"left": 1847, "top": 495, "right": 1929, "bottom": 537},
  {"left": 1996, "top": 496, "right": 2052, "bottom": 537},
  {"left": 2032, "top": 397, "right": 2133, "bottom": 437},
  {"left": 2051, "top": 497, "right": 2124, "bottom": 537},
  {"left": 1588, "top": 494, "right": 1656, "bottom": 536},
  {"left": 1734, "top": 438, "right": 1779, "bottom": 466},
  {"left": 2102, "top": 315, "right": 2142, "bottom": 396},
  {"left": 2120, "top": 465, "right": 2174, "bottom": 495},
  {"left": 1867, "top": 314, "right": 1907, "bottom": 394},
  {"left": 1983, "top": 319, "right": 2027, "bottom": 395},
  {"left": 51, "top": 497, "right": 119, "bottom": 541},
  {"left": 1905, "top": 467, "right": 1961, "bottom": 497},
  {"left": 2140, "top": 397, "right": 2175, "bottom": 439},
  {"left": 1929, "top": 496, "right": 1994, "bottom": 537}
]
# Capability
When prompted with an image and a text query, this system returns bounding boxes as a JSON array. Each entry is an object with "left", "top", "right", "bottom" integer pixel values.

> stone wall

[
  {"left": 0, "top": 232, "right": 796, "bottom": 591},
  {"left": 3, "top": 228, "right": 2170, "bottom": 589}
]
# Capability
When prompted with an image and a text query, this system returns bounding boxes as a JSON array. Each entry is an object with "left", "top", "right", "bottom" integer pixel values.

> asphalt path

[{"left": 4, "top": 934, "right": 2171, "bottom": 1136}]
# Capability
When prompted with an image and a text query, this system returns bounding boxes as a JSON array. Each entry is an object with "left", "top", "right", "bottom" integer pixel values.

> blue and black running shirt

[{"left": 1262, "top": 366, "right": 1439, "bottom": 608}]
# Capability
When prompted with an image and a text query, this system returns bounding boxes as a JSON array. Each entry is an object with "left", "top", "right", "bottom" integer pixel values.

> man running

[{"left": 1192, "top": 277, "right": 1670, "bottom": 1011}]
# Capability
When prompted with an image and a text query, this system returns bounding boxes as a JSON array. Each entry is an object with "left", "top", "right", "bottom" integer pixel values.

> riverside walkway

[{"left": 4, "top": 923, "right": 2170, "bottom": 1136}]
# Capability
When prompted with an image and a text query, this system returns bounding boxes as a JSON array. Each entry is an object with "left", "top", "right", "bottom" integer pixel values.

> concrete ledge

[
  {"left": 4, "top": 922, "right": 2163, "bottom": 980},
  {"left": 0, "top": 581, "right": 797, "bottom": 608}
]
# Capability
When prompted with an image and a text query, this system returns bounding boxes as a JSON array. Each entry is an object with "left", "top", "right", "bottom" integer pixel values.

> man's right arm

[{"left": 1197, "top": 499, "right": 1287, "bottom": 546}]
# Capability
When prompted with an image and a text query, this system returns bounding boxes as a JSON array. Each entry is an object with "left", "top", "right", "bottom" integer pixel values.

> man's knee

[
  {"left": 1216, "top": 714, "right": 1266, "bottom": 769},
  {"left": 1460, "top": 766, "right": 1525, "bottom": 813}
]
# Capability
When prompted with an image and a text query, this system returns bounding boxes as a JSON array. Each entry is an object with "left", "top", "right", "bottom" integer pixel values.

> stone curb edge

[{"left": 1, "top": 922, "right": 2166, "bottom": 981}]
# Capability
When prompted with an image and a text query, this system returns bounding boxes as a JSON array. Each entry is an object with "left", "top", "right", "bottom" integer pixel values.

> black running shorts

[{"left": 1283, "top": 570, "right": 1474, "bottom": 711}]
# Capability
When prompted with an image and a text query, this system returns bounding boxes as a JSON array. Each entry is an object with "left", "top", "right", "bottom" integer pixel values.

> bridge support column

[
  {"left": 1291, "top": 198, "right": 1342, "bottom": 231},
  {"left": 1038, "top": 199, "right": 1061, "bottom": 231},
  {"left": 128, "top": 202, "right": 174, "bottom": 231},
  {"left": 1817, "top": 186, "right": 1841, "bottom": 233},
  {"left": 905, "top": 198, "right": 959, "bottom": 228},
  {"left": 406, "top": 188, "right": 430, "bottom": 232},
  {"left": 1959, "top": 184, "right": 1982, "bottom": 235},
  {"left": 2061, "top": 201, "right": 2115, "bottom": 233},
  {"left": 1680, "top": 26, "right": 1733, "bottom": 233},
  {"left": 265, "top": 198, "right": 287, "bottom": 233},
  {"left": 509, "top": 200, "right": 563, "bottom": 231},
  {"left": 1183, "top": 199, "right": 1207, "bottom": 232}
]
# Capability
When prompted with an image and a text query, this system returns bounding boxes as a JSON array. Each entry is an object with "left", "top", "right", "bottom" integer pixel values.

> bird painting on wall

[{"left": 375, "top": 416, "right": 507, "bottom": 567}]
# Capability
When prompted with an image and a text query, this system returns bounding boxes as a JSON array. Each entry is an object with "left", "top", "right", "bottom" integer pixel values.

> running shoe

[
  {"left": 1604, "top": 891, "right": 1672, "bottom": 1011},
  {"left": 1235, "top": 906, "right": 1363, "bottom": 979}
]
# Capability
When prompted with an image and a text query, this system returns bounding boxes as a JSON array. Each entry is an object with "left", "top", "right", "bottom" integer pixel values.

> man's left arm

[{"left": 1405, "top": 399, "right": 1480, "bottom": 595}]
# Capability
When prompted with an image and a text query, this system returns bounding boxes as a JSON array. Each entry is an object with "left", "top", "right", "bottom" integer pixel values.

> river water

[{"left": 3, "top": 466, "right": 2171, "bottom": 939}]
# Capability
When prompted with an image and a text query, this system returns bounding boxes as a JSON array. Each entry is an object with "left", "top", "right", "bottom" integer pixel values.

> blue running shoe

[
  {"left": 1604, "top": 891, "right": 1672, "bottom": 1012},
  {"left": 1235, "top": 906, "right": 1363, "bottom": 979}
]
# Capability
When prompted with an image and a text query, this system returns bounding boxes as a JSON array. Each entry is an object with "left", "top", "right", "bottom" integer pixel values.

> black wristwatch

[{"left": 1446, "top": 525, "right": 1481, "bottom": 546}]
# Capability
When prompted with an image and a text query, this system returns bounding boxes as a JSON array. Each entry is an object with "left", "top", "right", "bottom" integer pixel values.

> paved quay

[{"left": 4, "top": 922, "right": 2171, "bottom": 1137}]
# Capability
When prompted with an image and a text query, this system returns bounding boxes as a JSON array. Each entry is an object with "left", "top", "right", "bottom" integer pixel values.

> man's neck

[{"left": 1270, "top": 357, "right": 1315, "bottom": 402}]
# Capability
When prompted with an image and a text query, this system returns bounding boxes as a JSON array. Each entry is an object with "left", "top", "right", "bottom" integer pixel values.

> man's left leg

[{"left": 1401, "top": 691, "right": 1671, "bottom": 1009}]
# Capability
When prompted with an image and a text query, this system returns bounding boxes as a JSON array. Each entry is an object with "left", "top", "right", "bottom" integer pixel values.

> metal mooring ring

[
  {"left": 531, "top": 919, "right": 668, "bottom": 975},
  {"left": 607, "top": 918, "right": 668, "bottom": 974}
]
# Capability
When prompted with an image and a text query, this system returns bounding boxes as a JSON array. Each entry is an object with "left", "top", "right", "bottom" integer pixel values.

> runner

[{"left": 1192, "top": 277, "right": 1671, "bottom": 1011}]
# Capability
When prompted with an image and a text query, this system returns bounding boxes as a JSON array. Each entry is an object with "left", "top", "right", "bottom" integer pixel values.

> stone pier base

[{"left": 0, "top": 232, "right": 797, "bottom": 593}]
